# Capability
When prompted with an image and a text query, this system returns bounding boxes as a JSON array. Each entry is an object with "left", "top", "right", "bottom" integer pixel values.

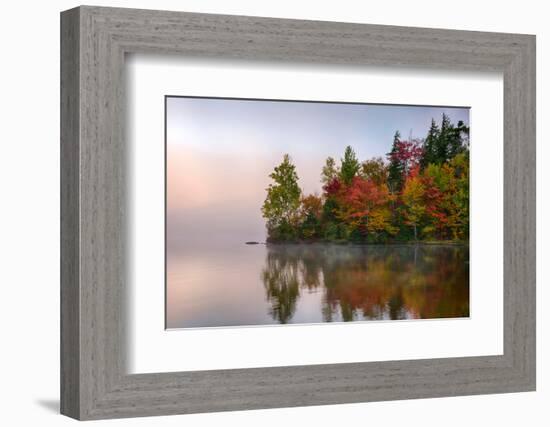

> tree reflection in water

[{"left": 261, "top": 244, "right": 469, "bottom": 324}]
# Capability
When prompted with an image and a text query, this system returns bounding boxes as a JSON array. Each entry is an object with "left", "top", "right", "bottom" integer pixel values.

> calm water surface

[{"left": 166, "top": 244, "right": 469, "bottom": 328}]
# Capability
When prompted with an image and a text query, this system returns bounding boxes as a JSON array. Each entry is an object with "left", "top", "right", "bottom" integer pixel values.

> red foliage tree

[
  {"left": 388, "top": 139, "right": 424, "bottom": 179},
  {"left": 322, "top": 177, "right": 343, "bottom": 197},
  {"left": 338, "top": 176, "right": 395, "bottom": 236},
  {"left": 421, "top": 174, "right": 448, "bottom": 238}
]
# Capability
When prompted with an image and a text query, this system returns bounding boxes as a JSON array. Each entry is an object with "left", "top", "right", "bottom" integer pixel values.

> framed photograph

[
  {"left": 165, "top": 96, "right": 471, "bottom": 330},
  {"left": 61, "top": 6, "right": 536, "bottom": 420}
]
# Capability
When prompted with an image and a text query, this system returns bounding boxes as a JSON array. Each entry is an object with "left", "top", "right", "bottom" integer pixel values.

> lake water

[{"left": 166, "top": 243, "right": 469, "bottom": 329}]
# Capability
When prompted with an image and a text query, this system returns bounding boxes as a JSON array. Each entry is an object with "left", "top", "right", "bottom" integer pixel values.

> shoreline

[{"left": 247, "top": 240, "right": 468, "bottom": 246}]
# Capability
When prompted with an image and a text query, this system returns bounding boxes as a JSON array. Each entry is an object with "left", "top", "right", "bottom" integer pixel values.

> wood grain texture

[
  {"left": 60, "top": 7, "right": 80, "bottom": 419},
  {"left": 60, "top": 5, "right": 536, "bottom": 420}
]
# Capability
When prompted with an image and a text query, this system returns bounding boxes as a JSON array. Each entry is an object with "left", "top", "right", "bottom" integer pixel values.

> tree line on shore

[{"left": 261, "top": 113, "right": 469, "bottom": 243}]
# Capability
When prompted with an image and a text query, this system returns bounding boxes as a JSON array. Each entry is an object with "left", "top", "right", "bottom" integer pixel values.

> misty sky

[{"left": 166, "top": 96, "right": 469, "bottom": 249}]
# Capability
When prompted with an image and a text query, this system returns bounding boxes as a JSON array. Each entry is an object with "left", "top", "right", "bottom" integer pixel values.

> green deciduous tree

[
  {"left": 262, "top": 154, "right": 302, "bottom": 241},
  {"left": 447, "top": 153, "right": 469, "bottom": 239},
  {"left": 321, "top": 156, "right": 339, "bottom": 184}
]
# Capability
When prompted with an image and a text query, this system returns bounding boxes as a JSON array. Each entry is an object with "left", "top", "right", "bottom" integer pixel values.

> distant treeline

[{"left": 261, "top": 114, "right": 469, "bottom": 243}]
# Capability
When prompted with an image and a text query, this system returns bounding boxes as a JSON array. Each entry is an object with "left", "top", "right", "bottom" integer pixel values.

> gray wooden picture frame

[{"left": 60, "top": 5, "right": 536, "bottom": 421}]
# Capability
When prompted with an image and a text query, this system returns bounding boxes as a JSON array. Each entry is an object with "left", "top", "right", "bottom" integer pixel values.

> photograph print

[{"left": 166, "top": 96, "right": 470, "bottom": 329}]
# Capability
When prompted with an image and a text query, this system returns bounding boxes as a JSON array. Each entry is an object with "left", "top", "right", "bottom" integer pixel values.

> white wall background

[{"left": 0, "top": 0, "right": 546, "bottom": 425}]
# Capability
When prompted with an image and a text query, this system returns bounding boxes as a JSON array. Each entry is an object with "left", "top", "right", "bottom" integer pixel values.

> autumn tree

[
  {"left": 361, "top": 157, "right": 388, "bottom": 185},
  {"left": 420, "top": 153, "right": 469, "bottom": 240},
  {"left": 401, "top": 168, "right": 425, "bottom": 241},
  {"left": 299, "top": 194, "right": 323, "bottom": 239},
  {"left": 387, "top": 132, "right": 423, "bottom": 193},
  {"left": 421, "top": 164, "right": 448, "bottom": 238},
  {"left": 338, "top": 176, "right": 396, "bottom": 241},
  {"left": 262, "top": 154, "right": 302, "bottom": 241}
]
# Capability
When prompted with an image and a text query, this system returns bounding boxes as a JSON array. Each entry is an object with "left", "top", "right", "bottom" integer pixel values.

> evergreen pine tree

[
  {"left": 339, "top": 146, "right": 360, "bottom": 185},
  {"left": 420, "top": 119, "right": 440, "bottom": 169},
  {"left": 435, "top": 113, "right": 452, "bottom": 164},
  {"left": 387, "top": 131, "right": 404, "bottom": 193},
  {"left": 447, "top": 120, "right": 469, "bottom": 158}
]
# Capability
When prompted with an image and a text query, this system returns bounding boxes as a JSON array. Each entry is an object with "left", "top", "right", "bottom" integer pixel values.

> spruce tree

[
  {"left": 448, "top": 120, "right": 469, "bottom": 158},
  {"left": 435, "top": 113, "right": 451, "bottom": 164},
  {"left": 420, "top": 119, "right": 440, "bottom": 169},
  {"left": 339, "top": 146, "right": 360, "bottom": 185},
  {"left": 387, "top": 131, "right": 404, "bottom": 193}
]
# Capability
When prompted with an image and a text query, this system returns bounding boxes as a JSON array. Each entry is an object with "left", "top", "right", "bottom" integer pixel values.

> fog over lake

[{"left": 167, "top": 243, "right": 469, "bottom": 328}]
